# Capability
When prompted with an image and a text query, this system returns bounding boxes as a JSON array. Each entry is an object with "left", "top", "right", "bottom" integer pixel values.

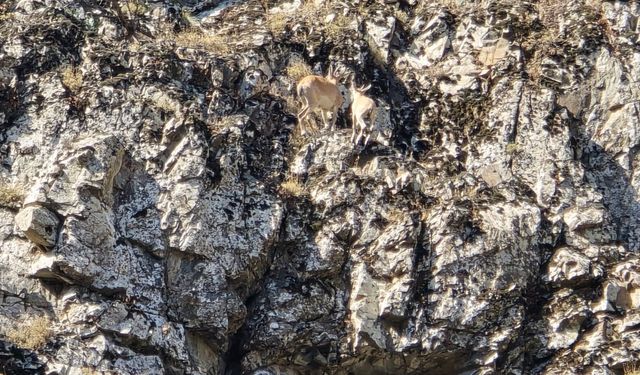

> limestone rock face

[
  {"left": 15, "top": 205, "right": 59, "bottom": 248},
  {"left": 2, "top": 0, "right": 640, "bottom": 374}
]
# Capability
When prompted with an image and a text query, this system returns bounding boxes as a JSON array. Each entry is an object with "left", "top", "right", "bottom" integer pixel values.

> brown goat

[
  {"left": 349, "top": 80, "right": 377, "bottom": 146},
  {"left": 296, "top": 65, "right": 344, "bottom": 135}
]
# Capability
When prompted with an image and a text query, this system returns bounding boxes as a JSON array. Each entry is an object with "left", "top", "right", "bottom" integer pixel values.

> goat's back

[
  {"left": 297, "top": 75, "right": 343, "bottom": 110},
  {"left": 351, "top": 93, "right": 376, "bottom": 118}
]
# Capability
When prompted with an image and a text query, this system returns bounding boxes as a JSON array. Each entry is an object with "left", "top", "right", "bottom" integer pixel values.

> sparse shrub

[
  {"left": 119, "top": 0, "right": 147, "bottom": 17},
  {"left": 266, "top": 1, "right": 352, "bottom": 40},
  {"left": 151, "top": 94, "right": 177, "bottom": 114},
  {"left": 298, "top": 1, "right": 320, "bottom": 20},
  {"left": 61, "top": 66, "right": 83, "bottom": 94},
  {"left": 386, "top": 207, "right": 408, "bottom": 222},
  {"left": 394, "top": 9, "right": 410, "bottom": 25},
  {"left": 81, "top": 366, "right": 102, "bottom": 375},
  {"left": 324, "top": 13, "right": 352, "bottom": 39},
  {"left": 128, "top": 40, "right": 141, "bottom": 52},
  {"left": 181, "top": 9, "right": 200, "bottom": 28},
  {"left": 285, "top": 58, "right": 313, "bottom": 82},
  {"left": 5, "top": 316, "right": 52, "bottom": 349},
  {"left": 0, "top": 183, "right": 25, "bottom": 208},
  {"left": 624, "top": 363, "right": 640, "bottom": 375},
  {"left": 368, "top": 39, "right": 388, "bottom": 65},
  {"left": 537, "top": 0, "right": 566, "bottom": 30},
  {"left": 0, "top": 3, "right": 13, "bottom": 23},
  {"left": 284, "top": 95, "right": 299, "bottom": 115},
  {"left": 266, "top": 1, "right": 318, "bottom": 36},
  {"left": 280, "top": 176, "right": 306, "bottom": 197},
  {"left": 415, "top": 0, "right": 479, "bottom": 16},
  {"left": 174, "top": 29, "right": 231, "bottom": 54},
  {"left": 266, "top": 12, "right": 290, "bottom": 35},
  {"left": 505, "top": 142, "right": 520, "bottom": 155}
]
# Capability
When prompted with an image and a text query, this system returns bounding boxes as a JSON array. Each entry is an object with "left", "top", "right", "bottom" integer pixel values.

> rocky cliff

[{"left": 1, "top": 0, "right": 640, "bottom": 374}]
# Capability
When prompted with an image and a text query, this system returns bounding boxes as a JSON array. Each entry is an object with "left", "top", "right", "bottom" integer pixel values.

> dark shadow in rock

[
  {"left": 0, "top": 339, "right": 46, "bottom": 375},
  {"left": 570, "top": 113, "right": 640, "bottom": 252}
]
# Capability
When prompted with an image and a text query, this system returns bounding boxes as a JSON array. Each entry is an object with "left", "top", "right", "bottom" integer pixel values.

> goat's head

[
  {"left": 325, "top": 65, "right": 345, "bottom": 85},
  {"left": 349, "top": 77, "right": 371, "bottom": 97}
]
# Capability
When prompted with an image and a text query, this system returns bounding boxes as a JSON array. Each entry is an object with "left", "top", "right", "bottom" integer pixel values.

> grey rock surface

[{"left": 1, "top": 0, "right": 640, "bottom": 374}]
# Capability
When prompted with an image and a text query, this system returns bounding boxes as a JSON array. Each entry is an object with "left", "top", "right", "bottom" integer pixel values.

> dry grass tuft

[
  {"left": 61, "top": 66, "right": 83, "bottom": 94},
  {"left": 174, "top": 29, "right": 232, "bottom": 54},
  {"left": 152, "top": 94, "right": 178, "bottom": 114},
  {"left": 415, "top": 0, "right": 479, "bottom": 16},
  {"left": 0, "top": 182, "right": 25, "bottom": 208},
  {"left": 394, "top": 9, "right": 410, "bottom": 26},
  {"left": 285, "top": 58, "right": 313, "bottom": 82},
  {"left": 298, "top": 1, "right": 321, "bottom": 20},
  {"left": 505, "top": 142, "right": 520, "bottom": 155},
  {"left": 5, "top": 316, "right": 53, "bottom": 349},
  {"left": 119, "top": 0, "right": 147, "bottom": 17},
  {"left": 266, "top": 1, "right": 318, "bottom": 36},
  {"left": 0, "top": 5, "right": 13, "bottom": 23},
  {"left": 266, "top": 1, "right": 353, "bottom": 40},
  {"left": 624, "top": 363, "right": 640, "bottom": 375},
  {"left": 181, "top": 9, "right": 200, "bottom": 28},
  {"left": 537, "top": 0, "right": 566, "bottom": 30},
  {"left": 280, "top": 176, "right": 306, "bottom": 197},
  {"left": 288, "top": 119, "right": 319, "bottom": 149},
  {"left": 284, "top": 95, "right": 299, "bottom": 115},
  {"left": 266, "top": 12, "right": 290, "bottom": 35},
  {"left": 324, "top": 13, "right": 352, "bottom": 40},
  {"left": 128, "top": 40, "right": 141, "bottom": 52},
  {"left": 80, "top": 367, "right": 102, "bottom": 375}
]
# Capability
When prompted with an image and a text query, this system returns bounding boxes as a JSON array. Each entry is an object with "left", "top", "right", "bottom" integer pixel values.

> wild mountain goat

[
  {"left": 296, "top": 65, "right": 344, "bottom": 135},
  {"left": 349, "top": 80, "right": 377, "bottom": 146}
]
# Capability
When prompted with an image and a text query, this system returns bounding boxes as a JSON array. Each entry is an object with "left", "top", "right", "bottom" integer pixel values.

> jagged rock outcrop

[{"left": 1, "top": 0, "right": 640, "bottom": 374}]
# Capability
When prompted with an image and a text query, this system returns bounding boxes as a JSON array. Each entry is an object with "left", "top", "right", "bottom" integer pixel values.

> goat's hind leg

[
  {"left": 368, "top": 109, "right": 378, "bottom": 145},
  {"left": 297, "top": 106, "right": 310, "bottom": 136},
  {"left": 357, "top": 118, "right": 368, "bottom": 146},
  {"left": 320, "top": 110, "right": 329, "bottom": 133},
  {"left": 329, "top": 108, "right": 338, "bottom": 132},
  {"left": 350, "top": 114, "right": 358, "bottom": 144}
]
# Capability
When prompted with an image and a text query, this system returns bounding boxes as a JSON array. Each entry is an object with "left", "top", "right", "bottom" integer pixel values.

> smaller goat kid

[
  {"left": 349, "top": 80, "right": 377, "bottom": 146},
  {"left": 296, "top": 66, "right": 344, "bottom": 135}
]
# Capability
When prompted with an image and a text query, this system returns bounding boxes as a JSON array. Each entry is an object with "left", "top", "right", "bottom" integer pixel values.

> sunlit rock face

[{"left": 1, "top": 0, "right": 640, "bottom": 374}]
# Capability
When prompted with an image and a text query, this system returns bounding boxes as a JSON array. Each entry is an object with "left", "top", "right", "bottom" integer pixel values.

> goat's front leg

[
  {"left": 351, "top": 114, "right": 358, "bottom": 144},
  {"left": 320, "top": 110, "right": 329, "bottom": 131},
  {"left": 329, "top": 108, "right": 338, "bottom": 131}
]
